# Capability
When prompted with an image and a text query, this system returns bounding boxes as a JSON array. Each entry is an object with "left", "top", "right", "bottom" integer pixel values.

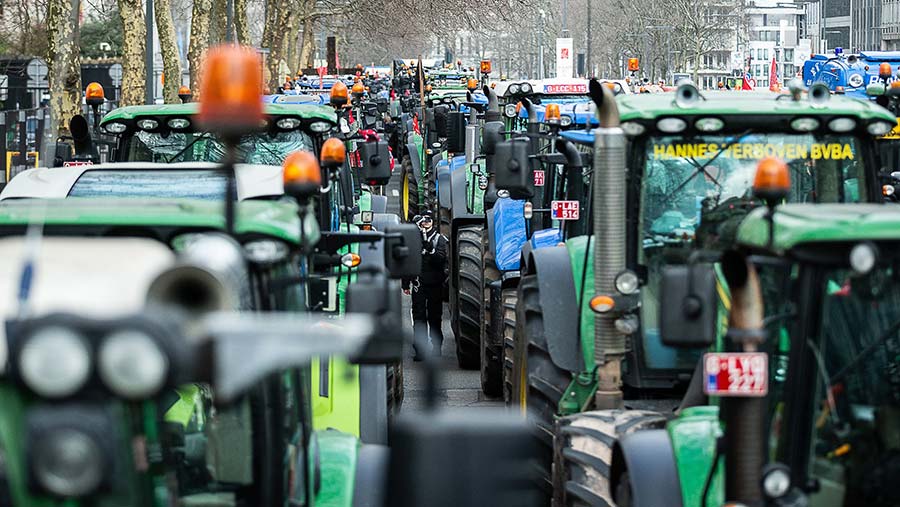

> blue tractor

[{"left": 802, "top": 49, "right": 900, "bottom": 99}]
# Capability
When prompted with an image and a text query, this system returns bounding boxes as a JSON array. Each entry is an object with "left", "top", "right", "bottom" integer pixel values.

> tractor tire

[
  {"left": 399, "top": 156, "right": 419, "bottom": 222},
  {"left": 455, "top": 224, "right": 483, "bottom": 370},
  {"left": 386, "top": 361, "right": 404, "bottom": 421},
  {"left": 480, "top": 227, "right": 502, "bottom": 397},
  {"left": 500, "top": 287, "right": 518, "bottom": 404},
  {"left": 515, "top": 273, "right": 572, "bottom": 500},
  {"left": 553, "top": 410, "right": 666, "bottom": 507}
]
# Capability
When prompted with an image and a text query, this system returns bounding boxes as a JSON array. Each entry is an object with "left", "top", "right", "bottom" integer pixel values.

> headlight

[
  {"left": 276, "top": 117, "right": 302, "bottom": 130},
  {"left": 243, "top": 240, "right": 289, "bottom": 264},
  {"left": 504, "top": 103, "right": 518, "bottom": 118},
  {"left": 136, "top": 118, "right": 158, "bottom": 130},
  {"left": 868, "top": 121, "right": 895, "bottom": 136},
  {"left": 614, "top": 270, "right": 640, "bottom": 295},
  {"left": 103, "top": 122, "right": 127, "bottom": 134},
  {"left": 790, "top": 117, "right": 819, "bottom": 132},
  {"left": 31, "top": 429, "right": 105, "bottom": 497},
  {"left": 695, "top": 117, "right": 724, "bottom": 132},
  {"left": 98, "top": 330, "right": 169, "bottom": 399},
  {"left": 508, "top": 84, "right": 520, "bottom": 95},
  {"left": 828, "top": 117, "right": 856, "bottom": 132},
  {"left": 761, "top": 463, "right": 792, "bottom": 499},
  {"left": 521, "top": 82, "right": 533, "bottom": 94},
  {"left": 18, "top": 327, "right": 91, "bottom": 398},
  {"left": 621, "top": 121, "right": 646, "bottom": 136},
  {"left": 166, "top": 118, "right": 191, "bottom": 130},
  {"left": 309, "top": 121, "right": 333, "bottom": 133},
  {"left": 849, "top": 242, "right": 878, "bottom": 275},
  {"left": 656, "top": 117, "right": 686, "bottom": 133},
  {"left": 848, "top": 73, "right": 864, "bottom": 88},
  {"left": 560, "top": 115, "right": 573, "bottom": 127}
]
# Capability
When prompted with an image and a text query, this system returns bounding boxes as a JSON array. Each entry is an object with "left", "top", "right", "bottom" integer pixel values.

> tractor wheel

[
  {"left": 500, "top": 287, "right": 518, "bottom": 404},
  {"left": 399, "top": 156, "right": 419, "bottom": 221},
  {"left": 455, "top": 224, "right": 483, "bottom": 370},
  {"left": 515, "top": 273, "right": 572, "bottom": 499},
  {"left": 386, "top": 361, "right": 404, "bottom": 421},
  {"left": 553, "top": 410, "right": 666, "bottom": 507},
  {"left": 480, "top": 228, "right": 502, "bottom": 397}
]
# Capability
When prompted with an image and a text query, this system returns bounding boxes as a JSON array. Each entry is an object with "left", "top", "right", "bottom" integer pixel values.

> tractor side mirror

[
  {"left": 493, "top": 137, "right": 534, "bottom": 199},
  {"left": 482, "top": 121, "right": 504, "bottom": 157},
  {"left": 358, "top": 139, "right": 392, "bottom": 186},
  {"left": 69, "top": 115, "right": 97, "bottom": 163},
  {"left": 384, "top": 223, "right": 422, "bottom": 279},
  {"left": 347, "top": 273, "right": 404, "bottom": 363},
  {"left": 446, "top": 111, "right": 466, "bottom": 153},
  {"left": 659, "top": 263, "right": 718, "bottom": 348},
  {"left": 386, "top": 409, "right": 540, "bottom": 507}
]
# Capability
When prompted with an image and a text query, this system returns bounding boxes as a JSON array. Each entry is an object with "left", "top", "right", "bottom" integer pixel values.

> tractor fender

[
  {"left": 520, "top": 241, "right": 534, "bottom": 274},
  {"left": 611, "top": 430, "right": 683, "bottom": 507},
  {"left": 449, "top": 164, "right": 470, "bottom": 218},
  {"left": 313, "top": 429, "right": 360, "bottom": 506},
  {"left": 486, "top": 207, "right": 496, "bottom": 258},
  {"left": 359, "top": 365, "right": 388, "bottom": 444},
  {"left": 405, "top": 141, "right": 422, "bottom": 184},
  {"left": 372, "top": 212, "right": 400, "bottom": 231},
  {"left": 528, "top": 246, "right": 583, "bottom": 372},
  {"left": 369, "top": 195, "right": 388, "bottom": 214},
  {"left": 351, "top": 444, "right": 389, "bottom": 507},
  {"left": 436, "top": 160, "right": 451, "bottom": 209}
]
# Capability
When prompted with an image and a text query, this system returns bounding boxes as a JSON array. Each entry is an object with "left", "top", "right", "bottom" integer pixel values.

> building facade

[{"left": 805, "top": 0, "right": 892, "bottom": 52}]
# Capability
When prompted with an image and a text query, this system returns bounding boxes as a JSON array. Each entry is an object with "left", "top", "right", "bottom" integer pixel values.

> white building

[{"left": 745, "top": 0, "right": 809, "bottom": 89}]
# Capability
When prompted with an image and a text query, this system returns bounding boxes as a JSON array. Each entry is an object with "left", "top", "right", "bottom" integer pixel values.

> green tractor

[
  {"left": 608, "top": 174, "right": 900, "bottom": 507},
  {"left": 492, "top": 78, "right": 898, "bottom": 502}
]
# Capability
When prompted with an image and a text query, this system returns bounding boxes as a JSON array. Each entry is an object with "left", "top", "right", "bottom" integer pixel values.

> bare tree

[
  {"left": 671, "top": 0, "right": 738, "bottom": 83},
  {"left": 117, "top": 0, "right": 145, "bottom": 105},
  {"left": 46, "top": 0, "right": 81, "bottom": 149},
  {"left": 187, "top": 0, "right": 211, "bottom": 97},
  {"left": 156, "top": 0, "right": 182, "bottom": 102},
  {"left": 234, "top": 0, "right": 250, "bottom": 45}
]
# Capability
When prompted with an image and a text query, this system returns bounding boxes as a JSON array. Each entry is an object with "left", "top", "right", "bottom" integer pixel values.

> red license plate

[
  {"left": 544, "top": 84, "right": 587, "bottom": 94},
  {"left": 534, "top": 170, "right": 545, "bottom": 186},
  {"left": 63, "top": 161, "right": 93, "bottom": 167},
  {"left": 703, "top": 352, "right": 768, "bottom": 397},
  {"left": 551, "top": 200, "right": 579, "bottom": 220}
]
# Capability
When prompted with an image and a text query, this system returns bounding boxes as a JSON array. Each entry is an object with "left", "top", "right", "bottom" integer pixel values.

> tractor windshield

[
  {"left": 639, "top": 133, "right": 866, "bottom": 370},
  {"left": 805, "top": 267, "right": 900, "bottom": 506},
  {"left": 123, "top": 129, "right": 314, "bottom": 165}
]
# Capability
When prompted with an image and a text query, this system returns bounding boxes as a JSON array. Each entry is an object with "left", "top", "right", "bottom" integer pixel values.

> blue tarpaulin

[
  {"left": 492, "top": 198, "right": 527, "bottom": 271},
  {"left": 531, "top": 228, "right": 561, "bottom": 250}
]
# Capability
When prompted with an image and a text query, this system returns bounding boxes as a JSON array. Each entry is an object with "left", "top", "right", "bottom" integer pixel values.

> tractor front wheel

[
  {"left": 480, "top": 227, "right": 502, "bottom": 397},
  {"left": 500, "top": 287, "right": 518, "bottom": 404},
  {"left": 552, "top": 410, "right": 666, "bottom": 507},
  {"left": 455, "top": 224, "right": 484, "bottom": 369}
]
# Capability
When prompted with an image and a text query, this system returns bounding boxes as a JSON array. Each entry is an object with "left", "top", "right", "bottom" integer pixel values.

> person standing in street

[{"left": 403, "top": 211, "right": 448, "bottom": 361}]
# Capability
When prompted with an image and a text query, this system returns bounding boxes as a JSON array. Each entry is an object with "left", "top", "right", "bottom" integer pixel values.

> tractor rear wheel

[
  {"left": 399, "top": 156, "right": 419, "bottom": 221},
  {"left": 455, "top": 224, "right": 483, "bottom": 369},
  {"left": 500, "top": 287, "right": 518, "bottom": 404},
  {"left": 386, "top": 361, "right": 404, "bottom": 421},
  {"left": 480, "top": 228, "right": 502, "bottom": 397},
  {"left": 553, "top": 410, "right": 666, "bottom": 507},
  {"left": 515, "top": 273, "right": 571, "bottom": 500}
]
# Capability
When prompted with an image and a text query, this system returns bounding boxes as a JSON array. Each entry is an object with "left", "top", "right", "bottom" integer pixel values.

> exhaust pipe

[
  {"left": 719, "top": 251, "right": 765, "bottom": 505},
  {"left": 589, "top": 79, "right": 626, "bottom": 408},
  {"left": 809, "top": 83, "right": 831, "bottom": 106},
  {"left": 483, "top": 85, "right": 500, "bottom": 122},
  {"left": 147, "top": 233, "right": 250, "bottom": 320}
]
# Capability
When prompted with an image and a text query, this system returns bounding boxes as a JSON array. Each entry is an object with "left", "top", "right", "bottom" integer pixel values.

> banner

[{"left": 556, "top": 38, "right": 574, "bottom": 78}]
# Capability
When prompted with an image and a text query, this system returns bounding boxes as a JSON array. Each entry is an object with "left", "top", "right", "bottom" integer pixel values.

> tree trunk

[
  {"left": 209, "top": 0, "right": 227, "bottom": 44},
  {"left": 187, "top": 0, "right": 212, "bottom": 98},
  {"left": 46, "top": 0, "right": 82, "bottom": 160},
  {"left": 298, "top": 16, "right": 316, "bottom": 71},
  {"left": 262, "top": 0, "right": 292, "bottom": 92},
  {"left": 155, "top": 0, "right": 181, "bottom": 103},
  {"left": 117, "top": 0, "right": 145, "bottom": 106},
  {"left": 234, "top": 0, "right": 250, "bottom": 45},
  {"left": 286, "top": 11, "right": 301, "bottom": 74}
]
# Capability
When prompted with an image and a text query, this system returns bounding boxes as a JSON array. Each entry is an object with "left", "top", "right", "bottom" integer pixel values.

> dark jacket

[{"left": 406, "top": 228, "right": 447, "bottom": 288}]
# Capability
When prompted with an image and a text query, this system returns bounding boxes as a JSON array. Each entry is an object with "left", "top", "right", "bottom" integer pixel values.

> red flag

[
  {"left": 769, "top": 57, "right": 779, "bottom": 91},
  {"left": 742, "top": 71, "right": 755, "bottom": 90}
]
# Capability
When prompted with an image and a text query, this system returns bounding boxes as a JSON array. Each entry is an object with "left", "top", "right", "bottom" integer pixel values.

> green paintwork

[
  {"left": 100, "top": 103, "right": 337, "bottom": 126},
  {"left": 464, "top": 160, "right": 486, "bottom": 215},
  {"left": 0, "top": 198, "right": 315, "bottom": 245},
  {"left": 617, "top": 91, "right": 896, "bottom": 124},
  {"left": 564, "top": 236, "right": 596, "bottom": 367},
  {"left": 0, "top": 385, "right": 55, "bottom": 507},
  {"left": 312, "top": 430, "right": 359, "bottom": 507},
  {"left": 557, "top": 371, "right": 599, "bottom": 416},
  {"left": 357, "top": 191, "right": 372, "bottom": 213},
  {"left": 736, "top": 203, "right": 900, "bottom": 253},
  {"left": 667, "top": 406, "right": 724, "bottom": 507}
]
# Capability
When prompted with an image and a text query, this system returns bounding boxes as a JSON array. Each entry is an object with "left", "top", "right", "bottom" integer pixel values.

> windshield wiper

[
  {"left": 661, "top": 130, "right": 753, "bottom": 204},
  {"left": 166, "top": 132, "right": 212, "bottom": 163}
]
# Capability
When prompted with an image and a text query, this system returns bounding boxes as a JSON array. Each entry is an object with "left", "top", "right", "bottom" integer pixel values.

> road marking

[{"left": 392, "top": 189, "right": 399, "bottom": 196}]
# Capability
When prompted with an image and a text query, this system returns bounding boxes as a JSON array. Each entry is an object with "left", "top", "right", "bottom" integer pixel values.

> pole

[
  {"left": 145, "top": 0, "right": 154, "bottom": 105},
  {"left": 586, "top": 0, "right": 592, "bottom": 77},
  {"left": 226, "top": 0, "right": 234, "bottom": 42},
  {"left": 538, "top": 11, "right": 545, "bottom": 80},
  {"left": 562, "top": 0, "right": 568, "bottom": 38}
]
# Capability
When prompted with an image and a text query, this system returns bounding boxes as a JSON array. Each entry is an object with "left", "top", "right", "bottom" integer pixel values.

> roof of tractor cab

[
  {"left": 737, "top": 204, "right": 900, "bottom": 252},
  {"left": 0, "top": 197, "right": 303, "bottom": 243},
  {"left": 100, "top": 102, "right": 337, "bottom": 125},
  {"left": 617, "top": 90, "right": 895, "bottom": 122}
]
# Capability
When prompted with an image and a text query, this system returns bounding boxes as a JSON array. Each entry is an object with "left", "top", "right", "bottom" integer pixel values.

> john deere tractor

[
  {"left": 606, "top": 163, "right": 900, "bottom": 507},
  {"left": 493, "top": 78, "right": 898, "bottom": 502}
]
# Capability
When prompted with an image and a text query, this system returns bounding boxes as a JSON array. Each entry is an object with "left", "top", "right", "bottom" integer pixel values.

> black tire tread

[
  {"left": 480, "top": 227, "right": 502, "bottom": 397},
  {"left": 553, "top": 410, "right": 666, "bottom": 507},
  {"left": 501, "top": 288, "right": 517, "bottom": 403},
  {"left": 455, "top": 225, "right": 483, "bottom": 369}
]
